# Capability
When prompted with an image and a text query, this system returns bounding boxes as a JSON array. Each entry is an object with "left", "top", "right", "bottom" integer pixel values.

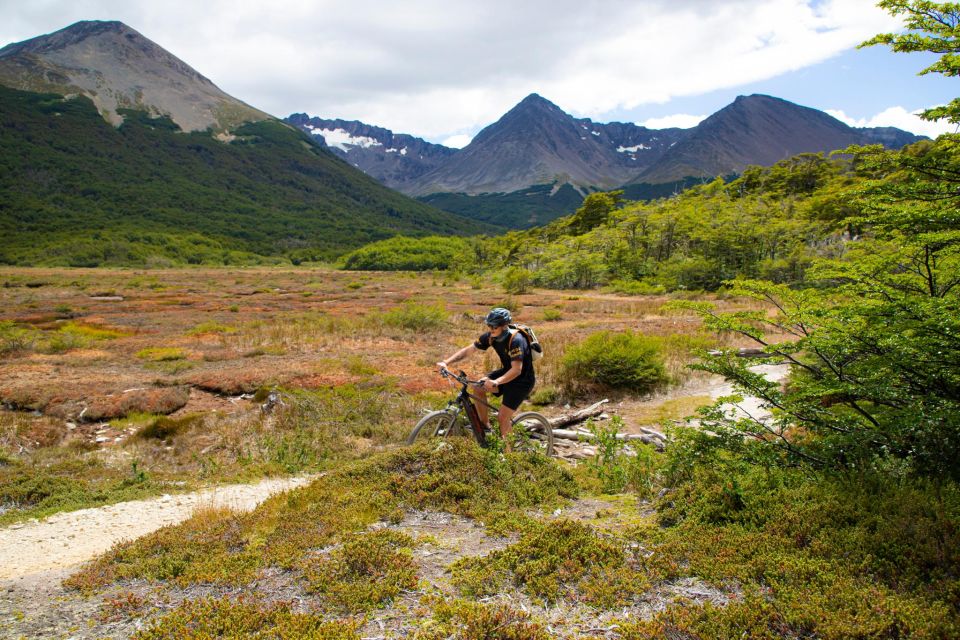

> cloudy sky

[{"left": 2, "top": 0, "right": 957, "bottom": 146}]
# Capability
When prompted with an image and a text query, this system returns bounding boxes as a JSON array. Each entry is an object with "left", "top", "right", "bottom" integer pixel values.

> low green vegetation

[
  {"left": 0, "top": 319, "right": 126, "bottom": 355},
  {"left": 413, "top": 599, "right": 551, "bottom": 640},
  {"left": 135, "top": 347, "right": 187, "bottom": 362},
  {"left": 0, "top": 454, "right": 170, "bottom": 527},
  {"left": 65, "top": 440, "right": 577, "bottom": 592},
  {"left": 301, "top": 529, "right": 417, "bottom": 612},
  {"left": 561, "top": 330, "right": 667, "bottom": 394},
  {"left": 452, "top": 518, "right": 649, "bottom": 606},
  {"left": 376, "top": 302, "right": 448, "bottom": 331},
  {"left": 135, "top": 599, "right": 360, "bottom": 640}
]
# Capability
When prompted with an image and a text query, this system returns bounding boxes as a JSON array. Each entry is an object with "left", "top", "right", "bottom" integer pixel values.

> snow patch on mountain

[
  {"left": 308, "top": 126, "right": 382, "bottom": 151},
  {"left": 617, "top": 144, "right": 651, "bottom": 152}
]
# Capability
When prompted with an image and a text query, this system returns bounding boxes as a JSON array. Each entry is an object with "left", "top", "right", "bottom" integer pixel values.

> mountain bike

[{"left": 407, "top": 368, "right": 554, "bottom": 456}]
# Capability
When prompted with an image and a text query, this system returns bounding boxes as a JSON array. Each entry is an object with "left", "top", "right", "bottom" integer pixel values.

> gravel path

[
  {"left": 707, "top": 362, "right": 790, "bottom": 420},
  {"left": 0, "top": 475, "right": 315, "bottom": 580}
]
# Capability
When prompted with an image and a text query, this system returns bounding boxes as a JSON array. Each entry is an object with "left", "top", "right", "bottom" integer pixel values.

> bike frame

[{"left": 443, "top": 369, "right": 499, "bottom": 445}]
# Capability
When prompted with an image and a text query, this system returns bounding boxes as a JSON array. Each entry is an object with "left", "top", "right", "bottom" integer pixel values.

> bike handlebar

[{"left": 439, "top": 367, "right": 483, "bottom": 387}]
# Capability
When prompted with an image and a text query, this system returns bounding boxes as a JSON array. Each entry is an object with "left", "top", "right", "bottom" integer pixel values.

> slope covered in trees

[{"left": 0, "top": 86, "right": 495, "bottom": 267}]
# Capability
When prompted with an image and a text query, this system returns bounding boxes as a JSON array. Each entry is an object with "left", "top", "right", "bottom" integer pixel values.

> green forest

[{"left": 0, "top": 86, "right": 494, "bottom": 267}]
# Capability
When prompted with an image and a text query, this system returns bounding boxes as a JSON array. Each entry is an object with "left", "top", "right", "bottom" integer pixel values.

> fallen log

[
  {"left": 552, "top": 427, "right": 667, "bottom": 452},
  {"left": 547, "top": 399, "right": 609, "bottom": 429},
  {"left": 707, "top": 347, "right": 776, "bottom": 358},
  {"left": 552, "top": 428, "right": 664, "bottom": 443}
]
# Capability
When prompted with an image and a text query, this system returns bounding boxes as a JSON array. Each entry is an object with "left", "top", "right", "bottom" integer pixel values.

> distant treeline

[{"left": 343, "top": 150, "right": 873, "bottom": 291}]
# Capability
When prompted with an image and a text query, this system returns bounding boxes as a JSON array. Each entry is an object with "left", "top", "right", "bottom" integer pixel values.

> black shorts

[{"left": 488, "top": 367, "right": 534, "bottom": 411}]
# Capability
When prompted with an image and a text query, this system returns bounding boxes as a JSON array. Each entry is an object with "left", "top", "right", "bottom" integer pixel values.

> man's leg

[{"left": 498, "top": 405, "right": 515, "bottom": 452}]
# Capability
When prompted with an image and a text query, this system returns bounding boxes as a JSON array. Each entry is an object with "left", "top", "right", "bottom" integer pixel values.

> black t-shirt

[{"left": 474, "top": 329, "right": 535, "bottom": 387}]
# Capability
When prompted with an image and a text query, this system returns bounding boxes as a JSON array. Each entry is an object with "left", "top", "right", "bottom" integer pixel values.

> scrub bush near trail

[
  {"left": 452, "top": 519, "right": 651, "bottom": 607},
  {"left": 134, "top": 598, "right": 361, "bottom": 640},
  {"left": 561, "top": 330, "right": 667, "bottom": 394},
  {"left": 301, "top": 529, "right": 417, "bottom": 612}
]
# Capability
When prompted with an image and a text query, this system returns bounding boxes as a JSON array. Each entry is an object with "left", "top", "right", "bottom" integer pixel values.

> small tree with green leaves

[
  {"left": 861, "top": 1, "right": 960, "bottom": 125},
  {"left": 566, "top": 190, "right": 624, "bottom": 235}
]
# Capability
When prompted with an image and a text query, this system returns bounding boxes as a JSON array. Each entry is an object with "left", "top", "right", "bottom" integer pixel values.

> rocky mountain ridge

[
  {"left": 0, "top": 20, "right": 269, "bottom": 133},
  {"left": 286, "top": 114, "right": 457, "bottom": 191},
  {"left": 288, "top": 93, "right": 925, "bottom": 201}
]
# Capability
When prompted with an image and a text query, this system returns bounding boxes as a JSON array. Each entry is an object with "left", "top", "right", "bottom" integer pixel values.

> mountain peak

[
  {"left": 0, "top": 20, "right": 269, "bottom": 132},
  {"left": 512, "top": 93, "right": 562, "bottom": 113},
  {"left": 0, "top": 21, "right": 133, "bottom": 58}
]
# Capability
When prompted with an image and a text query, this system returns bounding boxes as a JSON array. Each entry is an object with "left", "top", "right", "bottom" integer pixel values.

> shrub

[
  {"left": 542, "top": 307, "right": 563, "bottom": 321},
  {"left": 379, "top": 302, "right": 447, "bottom": 331},
  {"left": 561, "top": 330, "right": 667, "bottom": 393},
  {"left": 341, "top": 236, "right": 470, "bottom": 271},
  {"left": 502, "top": 267, "right": 533, "bottom": 294},
  {"left": 414, "top": 599, "right": 550, "bottom": 640},
  {"left": 0, "top": 321, "right": 36, "bottom": 355},
  {"left": 300, "top": 529, "right": 417, "bottom": 612},
  {"left": 452, "top": 519, "right": 648, "bottom": 606},
  {"left": 135, "top": 347, "right": 187, "bottom": 362},
  {"left": 187, "top": 321, "right": 236, "bottom": 335},
  {"left": 134, "top": 598, "right": 360, "bottom": 639}
]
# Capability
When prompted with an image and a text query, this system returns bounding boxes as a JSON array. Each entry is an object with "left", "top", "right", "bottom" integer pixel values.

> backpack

[{"left": 508, "top": 323, "right": 543, "bottom": 361}]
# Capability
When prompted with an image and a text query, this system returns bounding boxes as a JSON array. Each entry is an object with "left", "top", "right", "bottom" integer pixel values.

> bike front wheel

[
  {"left": 407, "top": 410, "right": 460, "bottom": 445},
  {"left": 510, "top": 411, "right": 554, "bottom": 456}
]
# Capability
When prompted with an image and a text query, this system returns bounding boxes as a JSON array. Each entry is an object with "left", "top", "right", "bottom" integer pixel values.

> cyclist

[{"left": 437, "top": 307, "right": 535, "bottom": 452}]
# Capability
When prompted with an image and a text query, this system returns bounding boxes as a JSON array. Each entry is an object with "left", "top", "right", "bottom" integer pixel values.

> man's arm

[
  {"left": 491, "top": 360, "right": 522, "bottom": 386},
  {"left": 437, "top": 344, "right": 478, "bottom": 371}
]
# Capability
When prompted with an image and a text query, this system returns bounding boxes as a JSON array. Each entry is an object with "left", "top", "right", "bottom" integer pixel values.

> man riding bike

[{"left": 436, "top": 307, "right": 535, "bottom": 452}]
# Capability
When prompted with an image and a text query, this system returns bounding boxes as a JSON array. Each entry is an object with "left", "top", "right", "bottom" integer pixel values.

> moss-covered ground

[{"left": 20, "top": 439, "right": 947, "bottom": 639}]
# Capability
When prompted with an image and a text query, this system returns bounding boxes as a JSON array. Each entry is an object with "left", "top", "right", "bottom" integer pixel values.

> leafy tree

[
  {"left": 566, "top": 190, "right": 624, "bottom": 235},
  {"left": 861, "top": 1, "right": 960, "bottom": 125},
  {"left": 680, "top": 0, "right": 960, "bottom": 480}
]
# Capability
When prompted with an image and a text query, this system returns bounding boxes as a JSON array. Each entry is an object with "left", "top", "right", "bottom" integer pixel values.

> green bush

[
  {"left": 0, "top": 321, "right": 36, "bottom": 355},
  {"left": 379, "top": 302, "right": 447, "bottom": 331},
  {"left": 300, "top": 529, "right": 417, "bottom": 612},
  {"left": 502, "top": 267, "right": 533, "bottom": 294},
  {"left": 341, "top": 236, "right": 470, "bottom": 271},
  {"left": 561, "top": 330, "right": 667, "bottom": 393},
  {"left": 135, "top": 598, "right": 360, "bottom": 639}
]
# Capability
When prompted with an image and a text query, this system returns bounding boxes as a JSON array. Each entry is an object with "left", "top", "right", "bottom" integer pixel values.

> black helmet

[{"left": 485, "top": 307, "right": 512, "bottom": 327}]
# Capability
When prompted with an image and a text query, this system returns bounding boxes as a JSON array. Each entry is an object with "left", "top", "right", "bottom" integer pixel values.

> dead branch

[{"left": 547, "top": 399, "right": 609, "bottom": 428}]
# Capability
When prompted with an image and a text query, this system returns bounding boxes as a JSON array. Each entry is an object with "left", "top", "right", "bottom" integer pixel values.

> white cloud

[
  {"left": 640, "top": 114, "right": 708, "bottom": 130},
  {"left": 0, "top": 0, "right": 909, "bottom": 140},
  {"left": 441, "top": 134, "right": 473, "bottom": 149},
  {"left": 826, "top": 107, "right": 958, "bottom": 138}
]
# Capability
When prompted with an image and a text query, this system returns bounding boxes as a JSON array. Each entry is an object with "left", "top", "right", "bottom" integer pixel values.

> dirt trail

[
  {"left": 0, "top": 475, "right": 315, "bottom": 580},
  {"left": 706, "top": 362, "right": 790, "bottom": 419}
]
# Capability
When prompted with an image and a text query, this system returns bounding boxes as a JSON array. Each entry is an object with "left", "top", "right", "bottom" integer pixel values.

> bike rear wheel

[
  {"left": 407, "top": 410, "right": 459, "bottom": 445},
  {"left": 510, "top": 411, "right": 554, "bottom": 456}
]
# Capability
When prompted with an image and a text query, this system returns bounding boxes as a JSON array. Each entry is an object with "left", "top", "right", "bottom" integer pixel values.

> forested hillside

[
  {"left": 0, "top": 86, "right": 494, "bottom": 267},
  {"left": 343, "top": 151, "right": 860, "bottom": 290}
]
